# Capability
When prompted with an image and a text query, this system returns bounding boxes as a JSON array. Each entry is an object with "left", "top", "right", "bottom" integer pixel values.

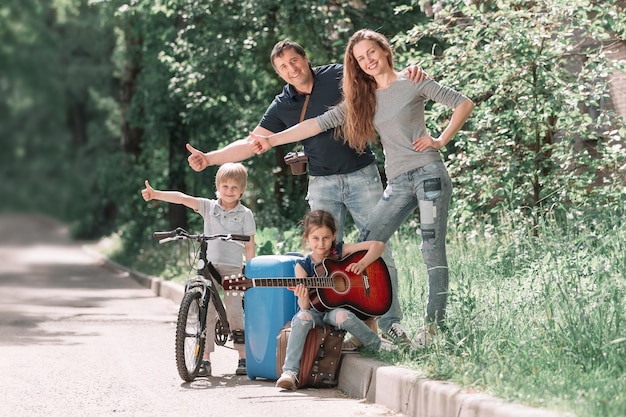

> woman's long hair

[{"left": 340, "top": 29, "right": 394, "bottom": 153}]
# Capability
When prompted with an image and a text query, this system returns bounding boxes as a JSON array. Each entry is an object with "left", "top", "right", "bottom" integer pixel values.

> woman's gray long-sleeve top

[{"left": 316, "top": 74, "right": 467, "bottom": 180}]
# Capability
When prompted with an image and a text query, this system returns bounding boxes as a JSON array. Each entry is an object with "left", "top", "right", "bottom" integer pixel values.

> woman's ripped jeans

[{"left": 358, "top": 161, "right": 452, "bottom": 328}]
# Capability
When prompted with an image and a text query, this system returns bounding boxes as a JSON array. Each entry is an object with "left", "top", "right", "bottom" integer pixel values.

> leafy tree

[
  {"left": 129, "top": 0, "right": 428, "bottom": 235},
  {"left": 14, "top": 0, "right": 624, "bottom": 247},
  {"left": 395, "top": 0, "right": 626, "bottom": 233},
  {"left": 0, "top": 0, "right": 428, "bottom": 243},
  {"left": 1, "top": 0, "right": 125, "bottom": 238}
]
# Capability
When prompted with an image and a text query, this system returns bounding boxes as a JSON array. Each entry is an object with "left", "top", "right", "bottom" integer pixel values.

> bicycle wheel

[{"left": 175, "top": 289, "right": 206, "bottom": 382}]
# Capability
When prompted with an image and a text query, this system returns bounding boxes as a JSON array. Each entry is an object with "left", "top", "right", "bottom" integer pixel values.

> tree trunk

[
  {"left": 120, "top": 21, "right": 143, "bottom": 159},
  {"left": 168, "top": 118, "right": 189, "bottom": 230}
]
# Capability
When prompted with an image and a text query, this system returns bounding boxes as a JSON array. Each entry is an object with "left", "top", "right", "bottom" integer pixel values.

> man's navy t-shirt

[{"left": 259, "top": 64, "right": 376, "bottom": 176}]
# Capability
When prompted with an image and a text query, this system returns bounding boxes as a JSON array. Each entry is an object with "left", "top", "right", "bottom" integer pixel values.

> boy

[{"left": 141, "top": 162, "right": 255, "bottom": 376}]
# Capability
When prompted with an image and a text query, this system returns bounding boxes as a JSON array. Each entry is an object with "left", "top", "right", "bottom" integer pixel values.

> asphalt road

[{"left": 0, "top": 214, "right": 406, "bottom": 417}]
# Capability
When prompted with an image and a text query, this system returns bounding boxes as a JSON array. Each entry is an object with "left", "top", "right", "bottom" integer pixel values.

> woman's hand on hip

[{"left": 412, "top": 135, "right": 442, "bottom": 151}]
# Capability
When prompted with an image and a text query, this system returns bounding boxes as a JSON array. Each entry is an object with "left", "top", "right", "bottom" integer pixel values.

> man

[{"left": 187, "top": 39, "right": 425, "bottom": 347}]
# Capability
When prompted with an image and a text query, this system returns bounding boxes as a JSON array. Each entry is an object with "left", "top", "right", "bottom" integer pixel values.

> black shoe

[
  {"left": 198, "top": 360, "right": 211, "bottom": 377},
  {"left": 235, "top": 358, "right": 247, "bottom": 376}
]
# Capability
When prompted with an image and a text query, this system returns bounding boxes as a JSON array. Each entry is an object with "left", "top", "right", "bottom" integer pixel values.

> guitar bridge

[{"left": 362, "top": 271, "right": 371, "bottom": 297}]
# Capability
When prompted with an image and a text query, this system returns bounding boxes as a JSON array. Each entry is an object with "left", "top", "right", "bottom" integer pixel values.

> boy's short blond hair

[{"left": 215, "top": 162, "right": 248, "bottom": 194}]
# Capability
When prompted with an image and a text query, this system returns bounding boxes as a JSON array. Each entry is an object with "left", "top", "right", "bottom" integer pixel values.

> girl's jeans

[
  {"left": 306, "top": 162, "right": 401, "bottom": 332},
  {"left": 282, "top": 308, "right": 381, "bottom": 374},
  {"left": 359, "top": 161, "right": 452, "bottom": 328}
]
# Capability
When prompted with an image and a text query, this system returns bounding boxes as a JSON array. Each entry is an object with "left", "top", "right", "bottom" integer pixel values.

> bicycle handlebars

[{"left": 152, "top": 227, "right": 250, "bottom": 243}]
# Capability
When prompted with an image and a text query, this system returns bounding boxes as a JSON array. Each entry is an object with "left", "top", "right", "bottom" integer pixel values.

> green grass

[
  {"left": 382, "top": 212, "right": 626, "bottom": 417},
  {"left": 103, "top": 210, "right": 625, "bottom": 416}
]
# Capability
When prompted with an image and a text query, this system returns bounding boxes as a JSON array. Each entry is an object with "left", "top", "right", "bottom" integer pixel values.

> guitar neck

[
  {"left": 249, "top": 276, "right": 335, "bottom": 289},
  {"left": 224, "top": 252, "right": 392, "bottom": 318}
]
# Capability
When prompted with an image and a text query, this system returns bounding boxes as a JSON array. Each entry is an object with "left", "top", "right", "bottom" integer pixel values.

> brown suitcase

[{"left": 276, "top": 321, "right": 346, "bottom": 388}]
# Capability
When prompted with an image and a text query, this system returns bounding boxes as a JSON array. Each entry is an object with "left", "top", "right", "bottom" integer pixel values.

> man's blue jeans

[
  {"left": 306, "top": 162, "right": 401, "bottom": 332},
  {"left": 359, "top": 161, "right": 452, "bottom": 328}
]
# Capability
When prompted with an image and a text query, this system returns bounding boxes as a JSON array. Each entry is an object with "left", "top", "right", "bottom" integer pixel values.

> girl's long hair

[{"left": 340, "top": 29, "right": 394, "bottom": 153}]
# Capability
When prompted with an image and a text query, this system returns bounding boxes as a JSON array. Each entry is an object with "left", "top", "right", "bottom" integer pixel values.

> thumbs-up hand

[
  {"left": 187, "top": 143, "right": 208, "bottom": 172},
  {"left": 141, "top": 180, "right": 155, "bottom": 201}
]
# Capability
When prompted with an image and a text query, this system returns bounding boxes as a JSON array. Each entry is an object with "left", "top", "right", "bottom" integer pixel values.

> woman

[{"left": 252, "top": 29, "right": 474, "bottom": 347}]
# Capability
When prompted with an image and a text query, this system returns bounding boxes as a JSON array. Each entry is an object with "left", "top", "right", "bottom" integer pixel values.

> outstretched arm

[
  {"left": 250, "top": 118, "right": 323, "bottom": 154},
  {"left": 187, "top": 125, "right": 276, "bottom": 171},
  {"left": 141, "top": 180, "right": 199, "bottom": 211}
]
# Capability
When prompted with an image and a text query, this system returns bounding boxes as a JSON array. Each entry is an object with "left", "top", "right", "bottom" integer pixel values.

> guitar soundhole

[{"left": 331, "top": 273, "right": 349, "bottom": 294}]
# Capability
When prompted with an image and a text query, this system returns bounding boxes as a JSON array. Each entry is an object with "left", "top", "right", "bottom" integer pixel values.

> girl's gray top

[{"left": 316, "top": 74, "right": 467, "bottom": 180}]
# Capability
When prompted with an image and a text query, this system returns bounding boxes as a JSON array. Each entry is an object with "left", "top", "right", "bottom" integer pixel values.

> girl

[
  {"left": 252, "top": 29, "right": 475, "bottom": 348},
  {"left": 276, "top": 210, "right": 385, "bottom": 390}
]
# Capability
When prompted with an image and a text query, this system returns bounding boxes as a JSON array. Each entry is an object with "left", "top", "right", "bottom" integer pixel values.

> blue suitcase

[{"left": 243, "top": 255, "right": 301, "bottom": 380}]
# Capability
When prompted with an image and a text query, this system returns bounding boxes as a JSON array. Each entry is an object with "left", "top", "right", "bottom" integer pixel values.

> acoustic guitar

[{"left": 223, "top": 251, "right": 392, "bottom": 319}]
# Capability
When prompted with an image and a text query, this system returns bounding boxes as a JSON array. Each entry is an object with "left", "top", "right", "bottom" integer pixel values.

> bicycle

[{"left": 153, "top": 227, "right": 250, "bottom": 382}]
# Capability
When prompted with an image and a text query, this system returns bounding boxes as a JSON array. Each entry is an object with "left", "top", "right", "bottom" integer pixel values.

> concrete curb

[
  {"left": 84, "top": 246, "right": 565, "bottom": 417},
  {"left": 338, "top": 354, "right": 564, "bottom": 417}
]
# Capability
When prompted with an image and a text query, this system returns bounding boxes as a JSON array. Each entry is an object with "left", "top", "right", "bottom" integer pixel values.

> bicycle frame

[
  {"left": 154, "top": 228, "right": 249, "bottom": 381},
  {"left": 190, "top": 240, "right": 233, "bottom": 343}
]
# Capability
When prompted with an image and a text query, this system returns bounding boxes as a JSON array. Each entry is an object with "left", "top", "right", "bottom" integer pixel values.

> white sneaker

[
  {"left": 383, "top": 322, "right": 412, "bottom": 347},
  {"left": 276, "top": 370, "right": 298, "bottom": 390},
  {"left": 414, "top": 326, "right": 435, "bottom": 349}
]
